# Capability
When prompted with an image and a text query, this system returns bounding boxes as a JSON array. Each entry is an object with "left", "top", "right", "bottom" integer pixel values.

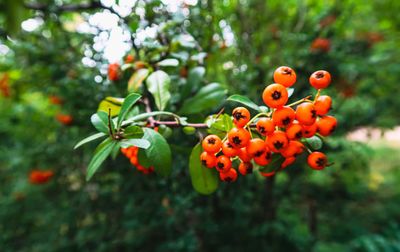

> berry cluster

[
  {"left": 121, "top": 146, "right": 154, "bottom": 174},
  {"left": 200, "top": 66, "right": 337, "bottom": 182},
  {"left": 29, "top": 170, "right": 54, "bottom": 185}
]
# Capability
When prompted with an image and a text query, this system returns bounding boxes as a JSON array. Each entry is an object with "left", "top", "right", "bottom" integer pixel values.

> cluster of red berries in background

[
  {"left": 121, "top": 146, "right": 154, "bottom": 175},
  {"left": 49, "top": 95, "right": 74, "bottom": 126},
  {"left": 200, "top": 66, "right": 337, "bottom": 182},
  {"left": 29, "top": 170, "right": 54, "bottom": 185}
]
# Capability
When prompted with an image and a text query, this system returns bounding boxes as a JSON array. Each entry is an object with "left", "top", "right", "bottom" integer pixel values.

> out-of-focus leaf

[
  {"left": 98, "top": 97, "right": 124, "bottom": 117},
  {"left": 127, "top": 69, "right": 149, "bottom": 92},
  {"left": 146, "top": 70, "right": 171, "bottom": 111},
  {"left": 226, "top": 94, "right": 261, "bottom": 111},
  {"left": 157, "top": 58, "right": 179, "bottom": 67}
]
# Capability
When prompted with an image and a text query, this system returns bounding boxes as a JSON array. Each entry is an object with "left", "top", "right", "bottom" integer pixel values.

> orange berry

[
  {"left": 280, "top": 140, "right": 303, "bottom": 158},
  {"left": 266, "top": 131, "right": 288, "bottom": 153},
  {"left": 296, "top": 102, "right": 317, "bottom": 126},
  {"left": 281, "top": 157, "right": 296, "bottom": 169},
  {"left": 238, "top": 162, "right": 253, "bottom": 175},
  {"left": 216, "top": 155, "right": 232, "bottom": 173},
  {"left": 314, "top": 95, "right": 332, "bottom": 116},
  {"left": 273, "top": 66, "right": 296, "bottom": 87},
  {"left": 219, "top": 168, "right": 238, "bottom": 182},
  {"left": 228, "top": 128, "right": 251, "bottom": 149},
  {"left": 256, "top": 118, "right": 275, "bottom": 136},
  {"left": 262, "top": 83, "right": 288, "bottom": 108},
  {"left": 222, "top": 141, "right": 239, "bottom": 157},
  {"left": 272, "top": 106, "right": 295, "bottom": 127},
  {"left": 125, "top": 54, "right": 135, "bottom": 63},
  {"left": 200, "top": 152, "right": 217, "bottom": 168},
  {"left": 259, "top": 171, "right": 276, "bottom": 177},
  {"left": 246, "top": 138, "right": 266, "bottom": 158},
  {"left": 307, "top": 152, "right": 328, "bottom": 170},
  {"left": 254, "top": 150, "right": 272, "bottom": 166},
  {"left": 309, "top": 70, "right": 331, "bottom": 89},
  {"left": 56, "top": 114, "right": 73, "bottom": 125},
  {"left": 232, "top": 107, "right": 251, "bottom": 128},
  {"left": 120, "top": 147, "right": 129, "bottom": 155},
  {"left": 302, "top": 123, "right": 318, "bottom": 138},
  {"left": 238, "top": 147, "right": 252, "bottom": 162},
  {"left": 49, "top": 95, "right": 63, "bottom": 105},
  {"left": 317, "top": 115, "right": 337, "bottom": 136},
  {"left": 108, "top": 63, "right": 120, "bottom": 81},
  {"left": 130, "top": 156, "right": 139, "bottom": 166},
  {"left": 29, "top": 170, "right": 54, "bottom": 184},
  {"left": 202, "top": 135, "right": 222, "bottom": 153},
  {"left": 286, "top": 122, "right": 303, "bottom": 140}
]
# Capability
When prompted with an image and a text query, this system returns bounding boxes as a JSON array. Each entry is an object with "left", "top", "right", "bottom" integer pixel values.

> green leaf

[
  {"left": 189, "top": 144, "right": 219, "bottom": 195},
  {"left": 122, "top": 111, "right": 177, "bottom": 126},
  {"left": 181, "top": 66, "right": 205, "bottom": 97},
  {"left": 258, "top": 154, "right": 285, "bottom": 173},
  {"left": 119, "top": 139, "right": 150, "bottom": 149},
  {"left": 98, "top": 97, "right": 124, "bottom": 117},
  {"left": 91, "top": 111, "right": 113, "bottom": 134},
  {"left": 157, "top": 58, "right": 179, "bottom": 67},
  {"left": 117, "top": 93, "right": 141, "bottom": 129},
  {"left": 174, "top": 34, "right": 196, "bottom": 48},
  {"left": 110, "top": 144, "right": 121, "bottom": 160},
  {"left": 127, "top": 69, "right": 149, "bottom": 92},
  {"left": 123, "top": 125, "right": 144, "bottom": 138},
  {"left": 207, "top": 114, "right": 233, "bottom": 135},
  {"left": 86, "top": 138, "right": 117, "bottom": 181},
  {"left": 74, "top": 132, "right": 106, "bottom": 149},
  {"left": 227, "top": 94, "right": 261, "bottom": 111},
  {"left": 304, "top": 136, "right": 323, "bottom": 150},
  {"left": 140, "top": 128, "right": 172, "bottom": 177},
  {"left": 179, "top": 83, "right": 227, "bottom": 115},
  {"left": 146, "top": 70, "right": 171, "bottom": 111}
]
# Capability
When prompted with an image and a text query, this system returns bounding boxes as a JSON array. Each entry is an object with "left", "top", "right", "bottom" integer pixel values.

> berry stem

[
  {"left": 245, "top": 112, "right": 270, "bottom": 128},
  {"left": 287, "top": 95, "right": 313, "bottom": 107},
  {"left": 313, "top": 89, "right": 321, "bottom": 103}
]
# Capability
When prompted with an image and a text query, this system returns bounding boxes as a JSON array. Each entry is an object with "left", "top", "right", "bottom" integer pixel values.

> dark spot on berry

[
  {"left": 227, "top": 142, "right": 234, "bottom": 148},
  {"left": 233, "top": 112, "right": 246, "bottom": 121},
  {"left": 254, "top": 150, "right": 264, "bottom": 157},
  {"left": 304, "top": 130, "right": 310, "bottom": 135},
  {"left": 274, "top": 141, "right": 284, "bottom": 150},
  {"left": 224, "top": 177, "right": 233, "bottom": 182},
  {"left": 311, "top": 109, "right": 317, "bottom": 118},
  {"left": 282, "top": 117, "right": 291, "bottom": 125},
  {"left": 217, "top": 162, "right": 224, "bottom": 169},
  {"left": 271, "top": 91, "right": 281, "bottom": 100},
  {"left": 265, "top": 152, "right": 272, "bottom": 160},
  {"left": 201, "top": 160, "right": 207, "bottom": 166},
  {"left": 232, "top": 136, "right": 242, "bottom": 145},
  {"left": 315, "top": 72, "right": 325, "bottom": 79},
  {"left": 258, "top": 126, "right": 265, "bottom": 134},
  {"left": 295, "top": 131, "right": 303, "bottom": 139},
  {"left": 208, "top": 138, "right": 216, "bottom": 145},
  {"left": 282, "top": 67, "right": 292, "bottom": 75},
  {"left": 316, "top": 157, "right": 326, "bottom": 167}
]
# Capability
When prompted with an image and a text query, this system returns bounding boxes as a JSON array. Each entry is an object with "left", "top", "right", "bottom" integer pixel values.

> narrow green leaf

[
  {"left": 117, "top": 93, "right": 142, "bottom": 129},
  {"left": 91, "top": 111, "right": 113, "bottom": 134},
  {"left": 179, "top": 83, "right": 227, "bottom": 115},
  {"left": 227, "top": 94, "right": 261, "bottom": 111},
  {"left": 74, "top": 132, "right": 106, "bottom": 149},
  {"left": 189, "top": 144, "right": 219, "bottom": 195},
  {"left": 304, "top": 136, "right": 323, "bottom": 150},
  {"left": 127, "top": 68, "right": 149, "bottom": 92},
  {"left": 157, "top": 58, "right": 179, "bottom": 67},
  {"left": 86, "top": 138, "right": 116, "bottom": 181},
  {"left": 119, "top": 139, "right": 150, "bottom": 149},
  {"left": 146, "top": 70, "right": 171, "bottom": 111},
  {"left": 258, "top": 154, "right": 285, "bottom": 173},
  {"left": 123, "top": 125, "right": 144, "bottom": 139},
  {"left": 140, "top": 128, "right": 172, "bottom": 177},
  {"left": 122, "top": 111, "right": 176, "bottom": 126}
]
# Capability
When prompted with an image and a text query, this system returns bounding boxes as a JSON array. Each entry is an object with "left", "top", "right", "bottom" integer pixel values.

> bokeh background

[{"left": 1, "top": 0, "right": 400, "bottom": 251}]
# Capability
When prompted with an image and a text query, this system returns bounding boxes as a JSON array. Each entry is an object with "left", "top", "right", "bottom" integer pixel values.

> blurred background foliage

[{"left": 1, "top": 0, "right": 400, "bottom": 251}]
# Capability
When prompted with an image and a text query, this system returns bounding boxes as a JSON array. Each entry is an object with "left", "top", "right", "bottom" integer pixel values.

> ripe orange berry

[
  {"left": 125, "top": 54, "right": 135, "bottom": 64},
  {"left": 281, "top": 157, "right": 296, "bottom": 169},
  {"left": 216, "top": 155, "right": 232, "bottom": 173},
  {"left": 219, "top": 168, "right": 238, "bottom": 182},
  {"left": 29, "top": 170, "right": 54, "bottom": 184},
  {"left": 254, "top": 150, "right": 272, "bottom": 166},
  {"left": 202, "top": 135, "right": 222, "bottom": 153},
  {"left": 256, "top": 118, "right": 275, "bottom": 136},
  {"left": 232, "top": 107, "right": 251, "bottom": 128},
  {"left": 262, "top": 83, "right": 288, "bottom": 108},
  {"left": 108, "top": 63, "right": 120, "bottom": 81},
  {"left": 222, "top": 141, "right": 239, "bottom": 157},
  {"left": 302, "top": 122, "right": 318, "bottom": 138},
  {"left": 246, "top": 138, "right": 266, "bottom": 158},
  {"left": 273, "top": 66, "right": 297, "bottom": 87},
  {"left": 286, "top": 122, "right": 303, "bottom": 140},
  {"left": 200, "top": 151, "right": 217, "bottom": 168},
  {"left": 280, "top": 141, "right": 303, "bottom": 158},
  {"left": 130, "top": 156, "right": 139, "bottom": 166},
  {"left": 238, "top": 147, "right": 252, "bottom": 162},
  {"left": 272, "top": 106, "right": 295, "bottom": 127},
  {"left": 238, "top": 162, "right": 253, "bottom": 175},
  {"left": 310, "top": 38, "right": 331, "bottom": 52},
  {"left": 266, "top": 131, "right": 288, "bottom": 153},
  {"left": 56, "top": 114, "right": 73, "bottom": 125},
  {"left": 314, "top": 95, "right": 332, "bottom": 116},
  {"left": 307, "top": 152, "right": 328, "bottom": 170},
  {"left": 259, "top": 171, "right": 275, "bottom": 177},
  {"left": 317, "top": 115, "right": 337, "bottom": 136},
  {"left": 228, "top": 128, "right": 251, "bottom": 149},
  {"left": 120, "top": 147, "right": 129, "bottom": 155},
  {"left": 49, "top": 95, "right": 63, "bottom": 105},
  {"left": 296, "top": 102, "right": 317, "bottom": 126},
  {"left": 309, "top": 70, "right": 331, "bottom": 89}
]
